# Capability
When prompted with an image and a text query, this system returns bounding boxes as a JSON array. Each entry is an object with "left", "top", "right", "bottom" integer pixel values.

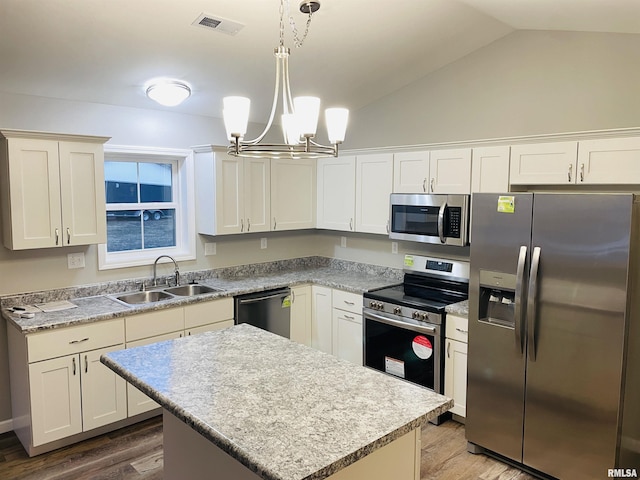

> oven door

[{"left": 363, "top": 310, "right": 442, "bottom": 393}]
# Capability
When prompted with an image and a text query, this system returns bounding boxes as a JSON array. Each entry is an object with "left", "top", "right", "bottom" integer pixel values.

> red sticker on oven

[{"left": 412, "top": 335, "right": 433, "bottom": 360}]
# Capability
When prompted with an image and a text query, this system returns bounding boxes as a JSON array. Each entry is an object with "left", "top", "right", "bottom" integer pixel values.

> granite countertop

[
  {"left": 445, "top": 299, "right": 468, "bottom": 317},
  {"left": 101, "top": 323, "right": 453, "bottom": 480},
  {"left": 3, "top": 259, "right": 402, "bottom": 334}
]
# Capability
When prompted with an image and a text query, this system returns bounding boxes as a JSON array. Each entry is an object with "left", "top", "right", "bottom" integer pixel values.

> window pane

[
  {"left": 105, "top": 162, "right": 138, "bottom": 203},
  {"left": 143, "top": 209, "right": 176, "bottom": 248},
  {"left": 106, "top": 210, "right": 142, "bottom": 252},
  {"left": 140, "top": 163, "right": 172, "bottom": 203}
]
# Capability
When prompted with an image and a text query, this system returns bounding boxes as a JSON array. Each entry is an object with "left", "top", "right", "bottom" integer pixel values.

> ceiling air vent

[{"left": 192, "top": 13, "right": 244, "bottom": 36}]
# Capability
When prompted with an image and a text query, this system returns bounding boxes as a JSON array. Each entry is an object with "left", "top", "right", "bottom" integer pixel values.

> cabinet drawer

[
  {"left": 184, "top": 298, "right": 233, "bottom": 329},
  {"left": 125, "top": 308, "right": 184, "bottom": 342},
  {"left": 332, "top": 290, "right": 362, "bottom": 315},
  {"left": 27, "top": 319, "right": 124, "bottom": 363},
  {"left": 446, "top": 314, "right": 469, "bottom": 343}
]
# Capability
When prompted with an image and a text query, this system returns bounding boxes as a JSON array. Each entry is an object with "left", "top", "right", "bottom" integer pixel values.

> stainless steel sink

[
  {"left": 113, "top": 290, "right": 174, "bottom": 305},
  {"left": 164, "top": 284, "right": 220, "bottom": 296}
]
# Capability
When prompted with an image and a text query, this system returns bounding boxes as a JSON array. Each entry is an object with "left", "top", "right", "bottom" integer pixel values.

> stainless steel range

[{"left": 363, "top": 255, "right": 469, "bottom": 423}]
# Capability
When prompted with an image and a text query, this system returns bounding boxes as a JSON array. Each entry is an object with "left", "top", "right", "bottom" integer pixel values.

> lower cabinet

[
  {"left": 290, "top": 284, "right": 312, "bottom": 346},
  {"left": 444, "top": 314, "right": 468, "bottom": 418},
  {"left": 311, "top": 285, "right": 333, "bottom": 354}
]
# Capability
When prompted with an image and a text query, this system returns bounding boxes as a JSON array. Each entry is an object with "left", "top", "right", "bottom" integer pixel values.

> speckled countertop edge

[
  {"left": 102, "top": 324, "right": 453, "bottom": 480},
  {"left": 3, "top": 257, "right": 403, "bottom": 334}
]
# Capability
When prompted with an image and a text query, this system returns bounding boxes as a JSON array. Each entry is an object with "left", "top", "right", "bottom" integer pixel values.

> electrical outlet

[
  {"left": 391, "top": 242, "right": 398, "bottom": 254},
  {"left": 205, "top": 242, "right": 217, "bottom": 256},
  {"left": 340, "top": 236, "right": 347, "bottom": 248},
  {"left": 260, "top": 237, "right": 267, "bottom": 249},
  {"left": 67, "top": 252, "right": 85, "bottom": 269}
]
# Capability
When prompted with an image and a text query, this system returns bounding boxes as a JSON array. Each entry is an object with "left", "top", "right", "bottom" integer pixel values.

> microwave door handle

[
  {"left": 527, "top": 246, "right": 541, "bottom": 362},
  {"left": 514, "top": 246, "right": 527, "bottom": 355},
  {"left": 437, "top": 202, "right": 447, "bottom": 243}
]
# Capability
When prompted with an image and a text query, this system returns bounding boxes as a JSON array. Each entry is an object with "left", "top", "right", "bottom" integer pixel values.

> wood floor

[{"left": 0, "top": 417, "right": 536, "bottom": 480}]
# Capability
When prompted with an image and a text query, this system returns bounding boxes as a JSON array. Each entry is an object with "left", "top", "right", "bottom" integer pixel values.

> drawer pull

[
  {"left": 343, "top": 314, "right": 355, "bottom": 320},
  {"left": 84, "top": 354, "right": 88, "bottom": 373},
  {"left": 69, "top": 337, "right": 90, "bottom": 344},
  {"left": 72, "top": 357, "right": 76, "bottom": 376},
  {"left": 455, "top": 328, "right": 468, "bottom": 334},
  {"left": 343, "top": 301, "right": 355, "bottom": 305}
]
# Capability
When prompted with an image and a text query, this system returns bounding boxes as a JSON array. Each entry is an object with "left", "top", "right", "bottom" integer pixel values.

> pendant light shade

[
  {"left": 293, "top": 96, "right": 321, "bottom": 137},
  {"left": 223, "top": 96, "right": 250, "bottom": 140},
  {"left": 325, "top": 108, "right": 349, "bottom": 144}
]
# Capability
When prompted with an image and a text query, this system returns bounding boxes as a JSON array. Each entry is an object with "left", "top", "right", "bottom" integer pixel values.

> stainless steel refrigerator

[{"left": 466, "top": 193, "right": 640, "bottom": 479}]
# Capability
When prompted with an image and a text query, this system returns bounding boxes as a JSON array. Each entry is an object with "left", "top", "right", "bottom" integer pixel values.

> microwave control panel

[{"left": 448, "top": 207, "right": 462, "bottom": 238}]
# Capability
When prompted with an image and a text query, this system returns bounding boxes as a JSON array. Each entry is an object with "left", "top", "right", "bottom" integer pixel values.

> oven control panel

[{"left": 364, "top": 300, "right": 442, "bottom": 325}]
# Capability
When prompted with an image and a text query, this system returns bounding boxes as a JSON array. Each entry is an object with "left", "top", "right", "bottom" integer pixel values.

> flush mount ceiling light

[
  {"left": 223, "top": 0, "right": 349, "bottom": 159},
  {"left": 145, "top": 79, "right": 191, "bottom": 107}
]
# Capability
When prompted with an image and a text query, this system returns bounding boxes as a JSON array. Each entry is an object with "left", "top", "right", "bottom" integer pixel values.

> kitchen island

[{"left": 101, "top": 323, "right": 452, "bottom": 480}]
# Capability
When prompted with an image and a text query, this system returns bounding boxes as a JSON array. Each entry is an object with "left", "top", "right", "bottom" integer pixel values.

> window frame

[{"left": 98, "top": 145, "right": 196, "bottom": 270}]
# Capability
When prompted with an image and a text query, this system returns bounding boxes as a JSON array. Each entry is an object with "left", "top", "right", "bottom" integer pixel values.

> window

[{"left": 98, "top": 146, "right": 195, "bottom": 270}]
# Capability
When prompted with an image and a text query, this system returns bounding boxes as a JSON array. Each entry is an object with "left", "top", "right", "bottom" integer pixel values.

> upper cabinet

[
  {"left": 194, "top": 147, "right": 270, "bottom": 235},
  {"left": 393, "top": 151, "right": 429, "bottom": 193},
  {"left": 577, "top": 137, "right": 640, "bottom": 184},
  {"left": 355, "top": 153, "right": 393, "bottom": 234},
  {"left": 471, "top": 145, "right": 510, "bottom": 193},
  {"left": 510, "top": 141, "right": 579, "bottom": 185},
  {"left": 0, "top": 130, "right": 109, "bottom": 250},
  {"left": 271, "top": 158, "right": 316, "bottom": 231},
  {"left": 317, "top": 157, "right": 356, "bottom": 231},
  {"left": 428, "top": 148, "right": 472, "bottom": 194}
]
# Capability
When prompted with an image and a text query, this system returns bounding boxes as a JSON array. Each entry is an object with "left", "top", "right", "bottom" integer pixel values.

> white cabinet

[
  {"left": 0, "top": 130, "right": 108, "bottom": 250},
  {"left": 184, "top": 298, "right": 234, "bottom": 336},
  {"left": 577, "top": 137, "right": 640, "bottom": 184},
  {"left": 290, "top": 284, "right": 312, "bottom": 346},
  {"left": 8, "top": 319, "right": 126, "bottom": 453},
  {"left": 471, "top": 146, "right": 510, "bottom": 193},
  {"left": 428, "top": 148, "right": 472, "bottom": 194},
  {"left": 510, "top": 141, "right": 579, "bottom": 185},
  {"left": 194, "top": 148, "right": 270, "bottom": 235},
  {"left": 317, "top": 157, "right": 356, "bottom": 231},
  {"left": 311, "top": 285, "right": 333, "bottom": 354},
  {"left": 355, "top": 153, "right": 393, "bottom": 234},
  {"left": 271, "top": 158, "right": 316, "bottom": 230},
  {"left": 444, "top": 314, "right": 468, "bottom": 418},
  {"left": 393, "top": 151, "right": 429, "bottom": 193},
  {"left": 331, "top": 290, "right": 363, "bottom": 365}
]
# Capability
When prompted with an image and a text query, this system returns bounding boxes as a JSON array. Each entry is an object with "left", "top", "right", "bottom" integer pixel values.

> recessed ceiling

[{"left": 0, "top": 0, "right": 638, "bottom": 124}]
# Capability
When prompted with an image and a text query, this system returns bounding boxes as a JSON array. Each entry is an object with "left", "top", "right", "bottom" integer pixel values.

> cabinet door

[
  {"left": 471, "top": 146, "right": 510, "bottom": 193},
  {"left": 317, "top": 156, "right": 356, "bottom": 231},
  {"left": 577, "top": 137, "right": 640, "bottom": 184},
  {"left": 58, "top": 141, "right": 106, "bottom": 246},
  {"left": 186, "top": 319, "right": 234, "bottom": 336},
  {"left": 184, "top": 298, "right": 234, "bottom": 329},
  {"left": 429, "top": 148, "right": 472, "bottom": 194},
  {"left": 29, "top": 355, "right": 82, "bottom": 446},
  {"left": 290, "top": 285, "right": 312, "bottom": 346},
  {"left": 81, "top": 345, "right": 127, "bottom": 431},
  {"left": 355, "top": 153, "right": 393, "bottom": 234},
  {"left": 311, "top": 286, "right": 333, "bottom": 354},
  {"left": 393, "top": 151, "right": 429, "bottom": 193},
  {"left": 333, "top": 310, "right": 363, "bottom": 365},
  {"left": 126, "top": 331, "right": 183, "bottom": 417},
  {"left": 215, "top": 155, "right": 244, "bottom": 234},
  {"left": 510, "top": 142, "right": 578, "bottom": 185},
  {"left": 444, "top": 338, "right": 468, "bottom": 417},
  {"left": 244, "top": 158, "right": 270, "bottom": 233},
  {"left": 2, "top": 138, "right": 62, "bottom": 249},
  {"left": 271, "top": 158, "right": 316, "bottom": 230}
]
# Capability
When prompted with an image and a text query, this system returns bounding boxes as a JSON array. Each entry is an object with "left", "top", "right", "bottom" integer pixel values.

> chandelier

[{"left": 223, "top": 0, "right": 349, "bottom": 159}]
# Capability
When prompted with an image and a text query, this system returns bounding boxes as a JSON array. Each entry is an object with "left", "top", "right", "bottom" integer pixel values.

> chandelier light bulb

[
  {"left": 325, "top": 108, "right": 349, "bottom": 144},
  {"left": 293, "top": 96, "right": 320, "bottom": 137},
  {"left": 223, "top": 96, "right": 251, "bottom": 139}
]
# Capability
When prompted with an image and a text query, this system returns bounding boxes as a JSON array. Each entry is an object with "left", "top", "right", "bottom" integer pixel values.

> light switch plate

[
  {"left": 392, "top": 242, "right": 398, "bottom": 254},
  {"left": 340, "top": 236, "right": 347, "bottom": 248},
  {"left": 67, "top": 252, "right": 85, "bottom": 269},
  {"left": 260, "top": 238, "right": 267, "bottom": 249},
  {"left": 205, "top": 242, "right": 217, "bottom": 256}
]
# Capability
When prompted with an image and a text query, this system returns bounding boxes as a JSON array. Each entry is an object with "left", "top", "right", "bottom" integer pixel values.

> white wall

[{"left": 1, "top": 28, "right": 640, "bottom": 428}]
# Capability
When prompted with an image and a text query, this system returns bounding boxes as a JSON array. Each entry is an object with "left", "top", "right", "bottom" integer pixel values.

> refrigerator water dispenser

[{"left": 478, "top": 270, "right": 516, "bottom": 328}]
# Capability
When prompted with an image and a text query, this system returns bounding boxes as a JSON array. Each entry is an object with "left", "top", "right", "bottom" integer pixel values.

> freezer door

[
  {"left": 524, "top": 194, "right": 631, "bottom": 479},
  {"left": 466, "top": 193, "right": 533, "bottom": 462}
]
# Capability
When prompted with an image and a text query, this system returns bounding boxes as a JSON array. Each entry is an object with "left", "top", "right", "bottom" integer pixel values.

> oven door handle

[
  {"left": 437, "top": 202, "right": 447, "bottom": 244},
  {"left": 365, "top": 312, "right": 436, "bottom": 335}
]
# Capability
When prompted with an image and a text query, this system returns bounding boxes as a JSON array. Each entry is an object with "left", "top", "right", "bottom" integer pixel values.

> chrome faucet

[{"left": 153, "top": 255, "right": 180, "bottom": 287}]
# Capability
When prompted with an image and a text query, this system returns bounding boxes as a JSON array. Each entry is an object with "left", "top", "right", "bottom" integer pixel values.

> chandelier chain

[{"left": 282, "top": 0, "right": 313, "bottom": 48}]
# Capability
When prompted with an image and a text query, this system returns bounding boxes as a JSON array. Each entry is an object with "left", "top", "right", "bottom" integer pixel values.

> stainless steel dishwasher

[{"left": 234, "top": 287, "right": 291, "bottom": 339}]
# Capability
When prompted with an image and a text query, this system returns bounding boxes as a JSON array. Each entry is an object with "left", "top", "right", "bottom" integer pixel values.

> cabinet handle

[
  {"left": 72, "top": 357, "right": 76, "bottom": 376},
  {"left": 67, "top": 228, "right": 71, "bottom": 244},
  {"left": 344, "top": 300, "right": 355, "bottom": 306},
  {"left": 580, "top": 163, "right": 585, "bottom": 182},
  {"left": 55, "top": 228, "right": 59, "bottom": 246},
  {"left": 455, "top": 328, "right": 468, "bottom": 334},
  {"left": 291, "top": 289, "right": 296, "bottom": 303},
  {"left": 568, "top": 163, "right": 573, "bottom": 182},
  {"left": 240, "top": 218, "right": 244, "bottom": 233},
  {"left": 422, "top": 178, "right": 427, "bottom": 192},
  {"left": 69, "top": 337, "right": 89, "bottom": 344},
  {"left": 447, "top": 341, "right": 450, "bottom": 359},
  {"left": 273, "top": 218, "right": 277, "bottom": 230},
  {"left": 349, "top": 218, "right": 353, "bottom": 231},
  {"left": 430, "top": 178, "right": 435, "bottom": 192},
  {"left": 84, "top": 354, "right": 88, "bottom": 373},
  {"left": 386, "top": 220, "right": 389, "bottom": 234},
  {"left": 247, "top": 218, "right": 251, "bottom": 232},
  {"left": 343, "top": 314, "right": 355, "bottom": 320}
]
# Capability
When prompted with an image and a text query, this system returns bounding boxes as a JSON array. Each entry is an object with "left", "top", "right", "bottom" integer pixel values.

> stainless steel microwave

[{"left": 389, "top": 193, "right": 470, "bottom": 246}]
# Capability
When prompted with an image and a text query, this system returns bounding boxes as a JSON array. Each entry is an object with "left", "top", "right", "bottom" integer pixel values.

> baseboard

[{"left": 0, "top": 418, "right": 13, "bottom": 434}]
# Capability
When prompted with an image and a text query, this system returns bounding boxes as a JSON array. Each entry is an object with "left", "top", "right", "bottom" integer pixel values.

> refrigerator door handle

[
  {"left": 514, "top": 245, "right": 527, "bottom": 355},
  {"left": 437, "top": 202, "right": 447, "bottom": 243},
  {"left": 527, "top": 246, "right": 541, "bottom": 362}
]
